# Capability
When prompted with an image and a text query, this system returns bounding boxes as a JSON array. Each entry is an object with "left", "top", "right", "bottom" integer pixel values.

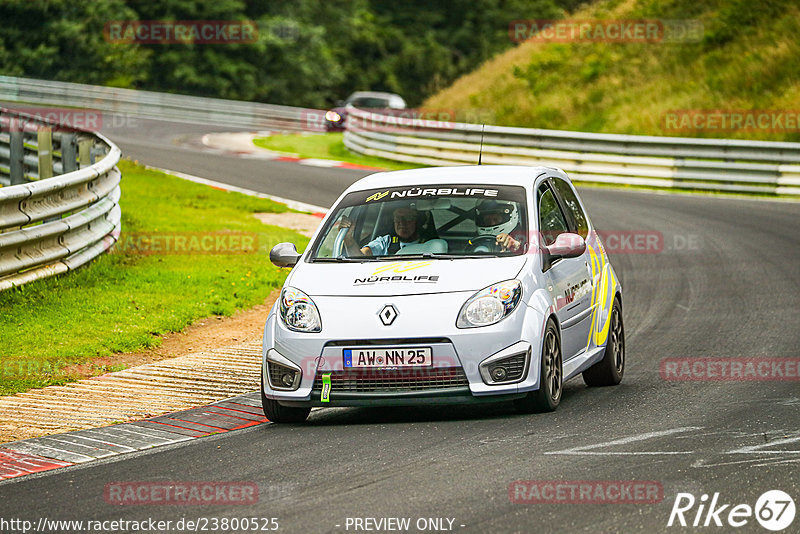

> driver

[
  {"left": 472, "top": 199, "right": 523, "bottom": 252},
  {"left": 338, "top": 207, "right": 421, "bottom": 256}
]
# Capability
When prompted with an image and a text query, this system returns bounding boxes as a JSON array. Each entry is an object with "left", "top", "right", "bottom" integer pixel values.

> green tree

[
  {"left": 1, "top": 0, "right": 572, "bottom": 107},
  {"left": 0, "top": 0, "right": 149, "bottom": 87}
]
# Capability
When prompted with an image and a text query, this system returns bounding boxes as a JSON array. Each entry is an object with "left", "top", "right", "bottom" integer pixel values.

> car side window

[
  {"left": 551, "top": 178, "right": 588, "bottom": 239},
  {"left": 315, "top": 206, "right": 354, "bottom": 257},
  {"left": 537, "top": 185, "right": 569, "bottom": 246}
]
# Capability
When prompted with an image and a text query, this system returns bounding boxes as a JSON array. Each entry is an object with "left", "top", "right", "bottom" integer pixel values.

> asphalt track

[{"left": 1, "top": 118, "right": 798, "bottom": 533}]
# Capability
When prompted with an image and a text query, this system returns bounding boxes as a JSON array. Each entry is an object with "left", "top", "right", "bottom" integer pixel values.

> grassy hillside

[{"left": 424, "top": 0, "right": 800, "bottom": 141}]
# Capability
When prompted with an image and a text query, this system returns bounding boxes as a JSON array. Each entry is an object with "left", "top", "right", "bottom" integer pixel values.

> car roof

[
  {"left": 347, "top": 91, "right": 402, "bottom": 100},
  {"left": 344, "top": 165, "right": 569, "bottom": 192},
  {"left": 345, "top": 91, "right": 406, "bottom": 108}
]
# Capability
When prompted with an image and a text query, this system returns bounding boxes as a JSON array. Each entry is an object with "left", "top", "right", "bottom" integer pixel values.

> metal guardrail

[
  {"left": 0, "top": 75, "right": 323, "bottom": 131},
  {"left": 0, "top": 107, "right": 121, "bottom": 291},
  {"left": 344, "top": 107, "right": 800, "bottom": 196}
]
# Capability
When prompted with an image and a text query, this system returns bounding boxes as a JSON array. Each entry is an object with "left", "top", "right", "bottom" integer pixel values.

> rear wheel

[
  {"left": 261, "top": 373, "right": 311, "bottom": 423},
  {"left": 582, "top": 296, "right": 624, "bottom": 387},
  {"left": 514, "top": 320, "right": 562, "bottom": 413}
]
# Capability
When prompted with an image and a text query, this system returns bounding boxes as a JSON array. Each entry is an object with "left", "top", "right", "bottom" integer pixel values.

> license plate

[{"left": 343, "top": 347, "right": 432, "bottom": 368}]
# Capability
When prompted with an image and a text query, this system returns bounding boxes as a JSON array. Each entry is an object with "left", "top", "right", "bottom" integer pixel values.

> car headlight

[
  {"left": 280, "top": 287, "right": 322, "bottom": 332},
  {"left": 457, "top": 280, "right": 522, "bottom": 328},
  {"left": 325, "top": 110, "right": 342, "bottom": 122}
]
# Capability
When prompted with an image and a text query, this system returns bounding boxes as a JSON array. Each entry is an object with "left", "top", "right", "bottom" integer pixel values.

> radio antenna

[{"left": 478, "top": 124, "right": 485, "bottom": 165}]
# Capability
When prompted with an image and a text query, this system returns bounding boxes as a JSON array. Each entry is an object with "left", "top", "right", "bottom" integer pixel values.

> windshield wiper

[
  {"left": 312, "top": 256, "right": 366, "bottom": 263},
  {"left": 318, "top": 252, "right": 507, "bottom": 262},
  {"left": 429, "top": 253, "right": 493, "bottom": 259},
  {"left": 372, "top": 253, "right": 500, "bottom": 260},
  {"left": 373, "top": 253, "right": 434, "bottom": 261}
]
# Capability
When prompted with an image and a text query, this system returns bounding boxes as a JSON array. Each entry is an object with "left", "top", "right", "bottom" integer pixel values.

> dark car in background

[{"left": 325, "top": 91, "right": 407, "bottom": 131}]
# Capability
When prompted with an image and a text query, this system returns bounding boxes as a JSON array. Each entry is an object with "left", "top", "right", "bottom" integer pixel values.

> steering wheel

[
  {"left": 332, "top": 226, "right": 349, "bottom": 257},
  {"left": 468, "top": 235, "right": 499, "bottom": 253}
]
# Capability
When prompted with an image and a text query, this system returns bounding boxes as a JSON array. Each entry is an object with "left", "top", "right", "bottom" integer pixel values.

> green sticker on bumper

[{"left": 321, "top": 372, "right": 331, "bottom": 403}]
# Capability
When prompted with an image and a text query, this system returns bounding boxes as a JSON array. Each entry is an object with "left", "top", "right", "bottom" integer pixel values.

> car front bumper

[{"left": 261, "top": 292, "right": 547, "bottom": 407}]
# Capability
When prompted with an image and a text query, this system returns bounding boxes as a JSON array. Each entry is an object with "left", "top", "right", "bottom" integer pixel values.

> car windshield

[{"left": 309, "top": 184, "right": 528, "bottom": 261}]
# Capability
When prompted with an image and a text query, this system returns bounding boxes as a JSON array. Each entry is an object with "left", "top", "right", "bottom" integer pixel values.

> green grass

[
  {"left": 253, "top": 132, "right": 421, "bottom": 171},
  {"left": 424, "top": 0, "right": 800, "bottom": 142},
  {"left": 0, "top": 159, "right": 309, "bottom": 396}
]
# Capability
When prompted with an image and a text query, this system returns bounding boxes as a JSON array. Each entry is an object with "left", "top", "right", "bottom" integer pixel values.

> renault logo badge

[{"left": 378, "top": 305, "right": 398, "bottom": 326}]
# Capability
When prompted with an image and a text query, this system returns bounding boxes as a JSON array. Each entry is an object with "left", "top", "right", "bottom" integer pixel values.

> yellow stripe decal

[
  {"left": 595, "top": 266, "right": 616, "bottom": 346},
  {"left": 371, "top": 261, "right": 434, "bottom": 275},
  {"left": 586, "top": 244, "right": 601, "bottom": 348}
]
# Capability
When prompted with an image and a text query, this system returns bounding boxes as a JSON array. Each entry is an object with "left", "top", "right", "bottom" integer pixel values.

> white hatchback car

[{"left": 262, "top": 166, "right": 624, "bottom": 423}]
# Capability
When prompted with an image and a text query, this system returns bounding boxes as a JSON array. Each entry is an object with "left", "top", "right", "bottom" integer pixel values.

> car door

[
  {"left": 537, "top": 181, "right": 592, "bottom": 361},
  {"left": 549, "top": 177, "right": 595, "bottom": 355}
]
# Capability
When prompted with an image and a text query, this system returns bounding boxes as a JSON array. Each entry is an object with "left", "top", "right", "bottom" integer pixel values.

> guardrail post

[
  {"left": 61, "top": 133, "right": 78, "bottom": 173},
  {"left": 9, "top": 128, "right": 25, "bottom": 185},
  {"left": 37, "top": 127, "right": 53, "bottom": 180},
  {"left": 78, "top": 138, "right": 92, "bottom": 168}
]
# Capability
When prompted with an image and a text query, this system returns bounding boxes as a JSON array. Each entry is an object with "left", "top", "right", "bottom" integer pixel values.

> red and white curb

[
  {"left": 0, "top": 449, "right": 72, "bottom": 480},
  {"left": 199, "top": 131, "right": 385, "bottom": 171},
  {"left": 0, "top": 392, "right": 267, "bottom": 482},
  {"left": 267, "top": 155, "right": 384, "bottom": 171}
]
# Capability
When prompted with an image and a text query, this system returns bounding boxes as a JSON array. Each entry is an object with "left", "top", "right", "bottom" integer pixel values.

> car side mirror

[
  {"left": 545, "top": 233, "right": 586, "bottom": 259},
  {"left": 270, "top": 242, "right": 301, "bottom": 268}
]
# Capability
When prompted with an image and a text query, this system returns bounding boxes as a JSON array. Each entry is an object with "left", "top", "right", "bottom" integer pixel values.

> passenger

[{"left": 338, "top": 207, "right": 422, "bottom": 256}]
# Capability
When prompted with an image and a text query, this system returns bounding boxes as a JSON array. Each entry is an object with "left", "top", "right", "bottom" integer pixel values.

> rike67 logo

[{"left": 668, "top": 490, "right": 795, "bottom": 531}]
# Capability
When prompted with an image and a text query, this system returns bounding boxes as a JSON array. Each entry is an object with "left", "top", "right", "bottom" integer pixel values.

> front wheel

[
  {"left": 582, "top": 296, "right": 624, "bottom": 387},
  {"left": 514, "top": 319, "right": 562, "bottom": 414},
  {"left": 261, "top": 374, "right": 311, "bottom": 423}
]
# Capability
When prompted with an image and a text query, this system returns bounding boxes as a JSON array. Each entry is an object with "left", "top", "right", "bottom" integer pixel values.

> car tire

[
  {"left": 514, "top": 319, "right": 562, "bottom": 413},
  {"left": 261, "top": 374, "right": 311, "bottom": 423},
  {"left": 582, "top": 296, "right": 624, "bottom": 387}
]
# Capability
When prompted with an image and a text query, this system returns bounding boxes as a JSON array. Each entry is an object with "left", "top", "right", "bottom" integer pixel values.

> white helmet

[
  {"left": 475, "top": 200, "right": 519, "bottom": 235},
  {"left": 476, "top": 200, "right": 519, "bottom": 236}
]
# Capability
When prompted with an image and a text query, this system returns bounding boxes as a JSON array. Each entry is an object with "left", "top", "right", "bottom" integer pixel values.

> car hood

[{"left": 286, "top": 257, "right": 528, "bottom": 297}]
